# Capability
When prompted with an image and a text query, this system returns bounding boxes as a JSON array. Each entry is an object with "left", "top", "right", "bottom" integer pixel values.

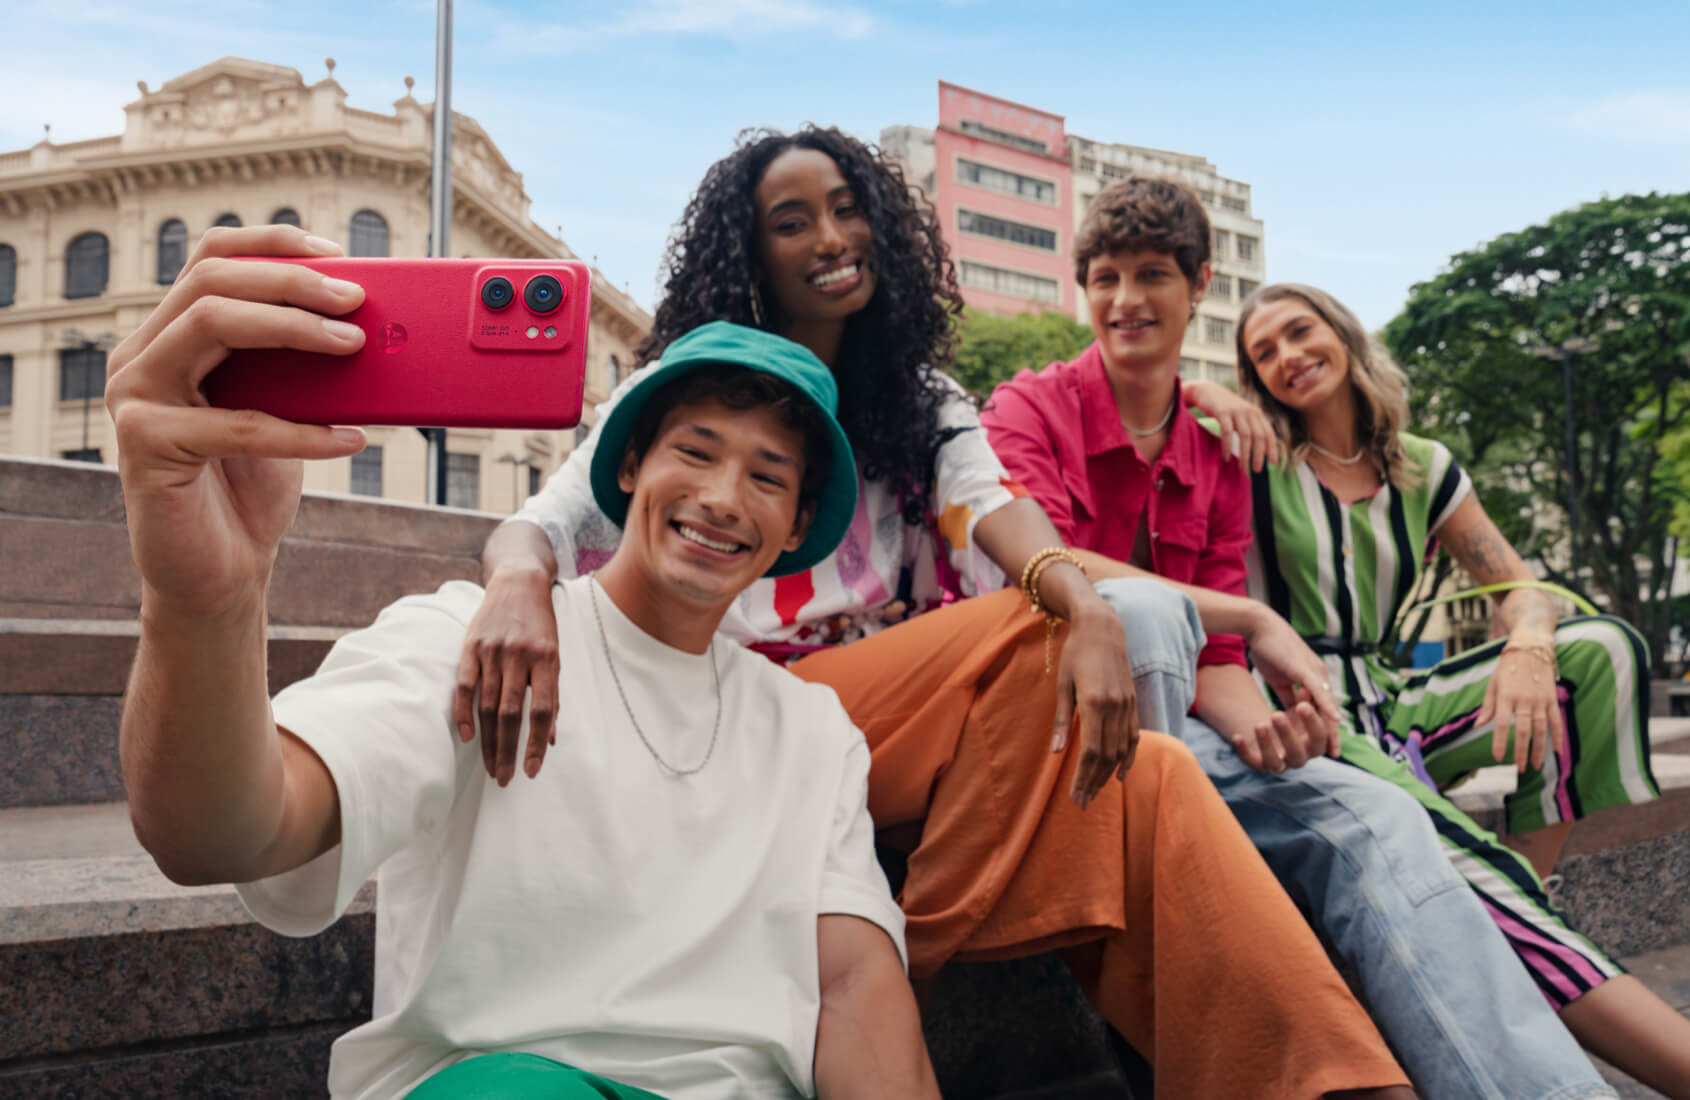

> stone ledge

[
  {"left": 0, "top": 697, "right": 124, "bottom": 809},
  {"left": 0, "top": 620, "right": 340, "bottom": 696},
  {"left": 0, "top": 1019, "right": 351, "bottom": 1100},
  {"left": 0, "top": 855, "right": 374, "bottom": 1061}
]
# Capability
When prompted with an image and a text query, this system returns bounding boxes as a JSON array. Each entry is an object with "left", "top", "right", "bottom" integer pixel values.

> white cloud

[
  {"left": 484, "top": 0, "right": 875, "bottom": 53},
  {"left": 1569, "top": 90, "right": 1690, "bottom": 145}
]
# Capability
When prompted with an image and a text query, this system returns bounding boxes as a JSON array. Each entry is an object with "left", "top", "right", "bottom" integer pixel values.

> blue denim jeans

[{"left": 1095, "top": 577, "right": 1614, "bottom": 1100}]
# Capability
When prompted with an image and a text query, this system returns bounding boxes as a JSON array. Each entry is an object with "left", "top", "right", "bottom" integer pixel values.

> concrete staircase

[
  {"left": 4, "top": 453, "right": 1685, "bottom": 1098},
  {"left": 0, "top": 456, "right": 491, "bottom": 1098},
  {"left": 0, "top": 455, "right": 1151, "bottom": 1099}
]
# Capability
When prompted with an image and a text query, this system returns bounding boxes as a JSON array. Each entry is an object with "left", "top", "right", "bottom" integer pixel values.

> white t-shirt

[{"left": 237, "top": 577, "right": 904, "bottom": 1100}]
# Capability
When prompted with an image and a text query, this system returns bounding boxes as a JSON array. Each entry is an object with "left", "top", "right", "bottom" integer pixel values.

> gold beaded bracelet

[
  {"left": 1020, "top": 547, "right": 1088, "bottom": 673},
  {"left": 1500, "top": 641, "right": 1558, "bottom": 684}
]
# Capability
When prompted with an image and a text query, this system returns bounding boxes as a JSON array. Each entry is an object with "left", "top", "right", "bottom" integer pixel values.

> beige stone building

[
  {"left": 1068, "top": 137, "right": 1266, "bottom": 389},
  {"left": 0, "top": 56, "right": 650, "bottom": 514}
]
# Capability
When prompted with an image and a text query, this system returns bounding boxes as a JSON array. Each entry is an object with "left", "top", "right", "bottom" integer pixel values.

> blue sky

[{"left": 5, "top": 0, "right": 1688, "bottom": 328}]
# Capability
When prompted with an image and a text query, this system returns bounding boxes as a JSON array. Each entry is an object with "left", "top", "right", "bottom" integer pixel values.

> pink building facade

[{"left": 932, "top": 82, "right": 1075, "bottom": 316}]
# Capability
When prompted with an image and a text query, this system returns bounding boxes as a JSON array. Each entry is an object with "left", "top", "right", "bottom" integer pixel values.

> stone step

[
  {"left": 1, "top": 454, "right": 496, "bottom": 626},
  {"left": 0, "top": 802, "right": 374, "bottom": 1066},
  {"left": 0, "top": 1022, "right": 346, "bottom": 1100},
  {"left": 0, "top": 623, "right": 347, "bottom": 811},
  {"left": 0, "top": 803, "right": 1141, "bottom": 1100}
]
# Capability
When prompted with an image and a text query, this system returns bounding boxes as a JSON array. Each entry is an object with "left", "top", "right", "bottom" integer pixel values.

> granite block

[
  {"left": 0, "top": 696, "right": 124, "bottom": 809},
  {"left": 0, "top": 1020, "right": 351, "bottom": 1099},
  {"left": 0, "top": 852, "right": 376, "bottom": 1060},
  {"left": 1556, "top": 827, "right": 1690, "bottom": 958},
  {"left": 0, "top": 621, "right": 338, "bottom": 696},
  {"left": 0, "top": 454, "right": 498, "bottom": 555},
  {"left": 920, "top": 954, "right": 1131, "bottom": 1100},
  {"left": 0, "top": 913, "right": 373, "bottom": 1061},
  {"left": 0, "top": 518, "right": 141, "bottom": 621}
]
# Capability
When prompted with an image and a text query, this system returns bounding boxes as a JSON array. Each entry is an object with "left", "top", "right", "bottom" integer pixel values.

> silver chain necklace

[
  {"left": 588, "top": 579, "right": 721, "bottom": 776},
  {"left": 1125, "top": 395, "right": 1178, "bottom": 438},
  {"left": 1307, "top": 441, "right": 1366, "bottom": 465}
]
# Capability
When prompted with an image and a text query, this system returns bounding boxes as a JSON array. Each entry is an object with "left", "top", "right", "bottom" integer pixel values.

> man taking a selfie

[{"left": 110, "top": 226, "right": 934, "bottom": 1099}]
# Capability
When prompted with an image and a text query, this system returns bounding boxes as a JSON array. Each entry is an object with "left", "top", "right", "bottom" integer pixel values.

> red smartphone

[{"left": 203, "top": 257, "right": 591, "bottom": 429}]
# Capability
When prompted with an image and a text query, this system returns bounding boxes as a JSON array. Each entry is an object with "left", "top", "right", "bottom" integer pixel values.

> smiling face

[
  {"left": 1241, "top": 295, "right": 1354, "bottom": 412},
  {"left": 1084, "top": 248, "right": 1208, "bottom": 374},
  {"left": 753, "top": 147, "right": 878, "bottom": 341},
  {"left": 616, "top": 396, "right": 811, "bottom": 609}
]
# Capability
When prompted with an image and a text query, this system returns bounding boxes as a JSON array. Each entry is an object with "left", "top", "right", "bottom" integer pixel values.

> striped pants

[{"left": 1345, "top": 614, "right": 1658, "bottom": 1008}]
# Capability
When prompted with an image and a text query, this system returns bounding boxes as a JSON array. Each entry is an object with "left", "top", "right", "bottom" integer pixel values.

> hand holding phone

[{"left": 205, "top": 256, "right": 592, "bottom": 429}]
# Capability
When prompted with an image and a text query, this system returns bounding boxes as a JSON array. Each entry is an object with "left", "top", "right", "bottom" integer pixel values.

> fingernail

[
  {"left": 304, "top": 234, "right": 343, "bottom": 254},
  {"left": 323, "top": 319, "right": 361, "bottom": 341},
  {"left": 322, "top": 275, "right": 361, "bottom": 297},
  {"left": 1051, "top": 733, "right": 1065, "bottom": 753},
  {"left": 331, "top": 427, "right": 365, "bottom": 447},
  {"left": 458, "top": 723, "right": 473, "bottom": 742}
]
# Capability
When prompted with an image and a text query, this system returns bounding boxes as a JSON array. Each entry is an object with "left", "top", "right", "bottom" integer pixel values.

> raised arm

[
  {"left": 1435, "top": 492, "right": 1565, "bottom": 771},
  {"left": 112, "top": 226, "right": 362, "bottom": 885}
]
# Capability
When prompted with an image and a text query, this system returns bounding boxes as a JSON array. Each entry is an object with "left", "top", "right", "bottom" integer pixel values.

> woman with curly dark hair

[{"left": 456, "top": 126, "right": 1411, "bottom": 1097}]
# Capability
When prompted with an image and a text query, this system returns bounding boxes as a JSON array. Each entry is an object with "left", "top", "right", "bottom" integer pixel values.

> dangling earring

[
  {"left": 1189, "top": 302, "right": 1197, "bottom": 321},
  {"left": 749, "top": 285, "right": 767, "bottom": 329}
]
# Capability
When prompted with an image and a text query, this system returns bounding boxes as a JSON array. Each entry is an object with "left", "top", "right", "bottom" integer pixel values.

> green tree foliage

[
  {"left": 1384, "top": 192, "right": 1690, "bottom": 663},
  {"left": 947, "top": 308, "right": 1095, "bottom": 398}
]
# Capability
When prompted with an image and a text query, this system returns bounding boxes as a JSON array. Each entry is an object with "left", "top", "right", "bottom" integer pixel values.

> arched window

[
  {"left": 608, "top": 354, "right": 621, "bottom": 390},
  {"left": 214, "top": 213, "right": 242, "bottom": 229},
  {"left": 270, "top": 208, "right": 301, "bottom": 228},
  {"left": 349, "top": 209, "right": 389, "bottom": 257},
  {"left": 64, "top": 233, "right": 109, "bottom": 299},
  {"left": 0, "top": 244, "right": 15, "bottom": 307},
  {"left": 157, "top": 219, "right": 187, "bottom": 284}
]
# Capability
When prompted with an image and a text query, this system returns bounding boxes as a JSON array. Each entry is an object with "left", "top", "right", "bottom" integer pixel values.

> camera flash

[
  {"left": 525, "top": 326, "right": 539, "bottom": 339},
  {"left": 544, "top": 326, "right": 558, "bottom": 339}
]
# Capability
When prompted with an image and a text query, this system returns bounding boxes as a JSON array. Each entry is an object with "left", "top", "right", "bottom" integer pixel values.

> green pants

[{"left": 408, "top": 1053, "right": 668, "bottom": 1099}]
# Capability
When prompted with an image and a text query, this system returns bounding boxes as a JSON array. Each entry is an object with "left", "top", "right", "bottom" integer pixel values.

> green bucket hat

[{"left": 588, "top": 321, "right": 857, "bottom": 577}]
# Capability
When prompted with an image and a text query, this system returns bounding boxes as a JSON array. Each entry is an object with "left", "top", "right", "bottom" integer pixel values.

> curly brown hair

[
  {"left": 634, "top": 126, "right": 964, "bottom": 525},
  {"left": 1073, "top": 176, "right": 1211, "bottom": 285}
]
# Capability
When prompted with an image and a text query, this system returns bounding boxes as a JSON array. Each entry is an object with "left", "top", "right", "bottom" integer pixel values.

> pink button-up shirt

[{"left": 982, "top": 342, "right": 1250, "bottom": 669}]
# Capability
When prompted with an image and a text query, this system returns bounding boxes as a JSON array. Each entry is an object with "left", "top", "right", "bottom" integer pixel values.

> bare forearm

[
  {"left": 973, "top": 499, "right": 1112, "bottom": 625},
  {"left": 123, "top": 589, "right": 308, "bottom": 884},
  {"left": 481, "top": 520, "right": 558, "bottom": 587},
  {"left": 1192, "top": 663, "right": 1273, "bottom": 738},
  {"left": 1496, "top": 588, "right": 1557, "bottom": 641},
  {"left": 814, "top": 966, "right": 940, "bottom": 1099},
  {"left": 1069, "top": 547, "right": 1268, "bottom": 639}
]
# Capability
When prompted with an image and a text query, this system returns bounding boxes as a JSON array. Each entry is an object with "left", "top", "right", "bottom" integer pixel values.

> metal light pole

[
  {"left": 419, "top": 0, "right": 454, "bottom": 505},
  {"left": 60, "top": 328, "right": 115, "bottom": 461}
]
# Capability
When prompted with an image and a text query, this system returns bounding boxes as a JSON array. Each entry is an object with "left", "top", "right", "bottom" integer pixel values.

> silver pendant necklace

[
  {"left": 589, "top": 579, "right": 721, "bottom": 776},
  {"left": 1126, "top": 396, "right": 1177, "bottom": 438}
]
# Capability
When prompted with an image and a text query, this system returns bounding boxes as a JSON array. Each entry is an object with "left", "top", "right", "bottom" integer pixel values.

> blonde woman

[{"left": 1237, "top": 282, "right": 1688, "bottom": 1097}]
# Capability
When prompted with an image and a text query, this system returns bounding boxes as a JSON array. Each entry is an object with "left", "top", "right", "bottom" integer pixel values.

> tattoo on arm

[{"left": 1453, "top": 527, "right": 1512, "bottom": 582}]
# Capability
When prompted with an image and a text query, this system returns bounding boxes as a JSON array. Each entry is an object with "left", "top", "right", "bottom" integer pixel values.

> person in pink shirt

[{"left": 981, "top": 176, "right": 1620, "bottom": 1099}]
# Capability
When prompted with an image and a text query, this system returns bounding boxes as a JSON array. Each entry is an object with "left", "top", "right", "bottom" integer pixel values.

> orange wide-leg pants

[{"left": 791, "top": 589, "right": 1406, "bottom": 1099}]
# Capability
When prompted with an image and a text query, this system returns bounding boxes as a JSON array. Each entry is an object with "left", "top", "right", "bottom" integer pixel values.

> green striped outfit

[{"left": 1247, "top": 432, "right": 1657, "bottom": 1008}]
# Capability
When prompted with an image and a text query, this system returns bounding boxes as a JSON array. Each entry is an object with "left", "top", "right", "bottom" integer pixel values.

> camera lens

[
  {"left": 524, "top": 274, "right": 564, "bottom": 315},
  {"left": 481, "top": 276, "right": 515, "bottom": 311}
]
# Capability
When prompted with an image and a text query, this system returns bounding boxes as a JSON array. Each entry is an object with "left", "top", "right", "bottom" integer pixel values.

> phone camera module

[
  {"left": 524, "top": 274, "right": 564, "bottom": 315},
  {"left": 481, "top": 276, "right": 515, "bottom": 311}
]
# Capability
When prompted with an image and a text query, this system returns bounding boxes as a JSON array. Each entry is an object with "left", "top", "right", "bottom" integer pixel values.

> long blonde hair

[{"left": 1234, "top": 283, "right": 1420, "bottom": 486}]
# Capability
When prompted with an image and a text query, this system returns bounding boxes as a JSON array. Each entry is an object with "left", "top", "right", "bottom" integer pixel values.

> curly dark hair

[
  {"left": 1073, "top": 175, "right": 1211, "bottom": 285},
  {"left": 634, "top": 125, "right": 962, "bottom": 525}
]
